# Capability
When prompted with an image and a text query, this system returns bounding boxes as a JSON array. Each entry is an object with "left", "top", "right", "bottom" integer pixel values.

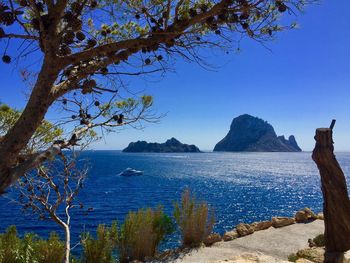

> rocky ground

[
  {"left": 150, "top": 208, "right": 327, "bottom": 263},
  {"left": 159, "top": 220, "right": 324, "bottom": 263}
]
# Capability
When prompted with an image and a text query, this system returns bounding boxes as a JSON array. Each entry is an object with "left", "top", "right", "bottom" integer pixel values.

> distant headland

[
  {"left": 214, "top": 114, "right": 302, "bottom": 152},
  {"left": 123, "top": 138, "right": 201, "bottom": 153}
]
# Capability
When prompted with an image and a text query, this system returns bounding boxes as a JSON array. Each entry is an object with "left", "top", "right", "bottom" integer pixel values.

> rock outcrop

[
  {"left": 222, "top": 209, "right": 321, "bottom": 244},
  {"left": 294, "top": 208, "right": 318, "bottom": 223},
  {"left": 223, "top": 230, "right": 239, "bottom": 241},
  {"left": 272, "top": 217, "right": 296, "bottom": 228},
  {"left": 236, "top": 223, "right": 255, "bottom": 237},
  {"left": 122, "top": 138, "right": 201, "bottom": 153},
  {"left": 213, "top": 114, "right": 302, "bottom": 152},
  {"left": 250, "top": 221, "right": 272, "bottom": 231},
  {"left": 204, "top": 233, "right": 222, "bottom": 246}
]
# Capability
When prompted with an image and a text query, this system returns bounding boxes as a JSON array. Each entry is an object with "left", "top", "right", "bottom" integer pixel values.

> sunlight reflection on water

[{"left": 1, "top": 151, "right": 350, "bottom": 251}]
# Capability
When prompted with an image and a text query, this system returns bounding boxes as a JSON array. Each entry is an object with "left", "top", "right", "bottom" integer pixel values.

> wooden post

[{"left": 312, "top": 120, "right": 350, "bottom": 262}]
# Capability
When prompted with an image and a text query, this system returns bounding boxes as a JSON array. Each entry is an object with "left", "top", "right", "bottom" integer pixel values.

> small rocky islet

[
  {"left": 214, "top": 114, "right": 302, "bottom": 152},
  {"left": 123, "top": 114, "right": 301, "bottom": 153},
  {"left": 122, "top": 137, "right": 201, "bottom": 153}
]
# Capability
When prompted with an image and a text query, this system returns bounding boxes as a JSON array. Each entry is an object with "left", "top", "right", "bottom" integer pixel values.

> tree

[
  {"left": 8, "top": 152, "right": 88, "bottom": 263},
  {"left": 312, "top": 122, "right": 350, "bottom": 262},
  {"left": 0, "top": 0, "right": 310, "bottom": 192},
  {"left": 1, "top": 104, "right": 94, "bottom": 263}
]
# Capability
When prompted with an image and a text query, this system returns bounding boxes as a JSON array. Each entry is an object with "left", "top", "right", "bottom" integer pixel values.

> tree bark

[
  {"left": 312, "top": 127, "right": 350, "bottom": 261},
  {"left": 51, "top": 212, "right": 71, "bottom": 263},
  {"left": 0, "top": 0, "right": 233, "bottom": 193},
  {"left": 0, "top": 58, "right": 59, "bottom": 192},
  {"left": 63, "top": 223, "right": 71, "bottom": 263}
]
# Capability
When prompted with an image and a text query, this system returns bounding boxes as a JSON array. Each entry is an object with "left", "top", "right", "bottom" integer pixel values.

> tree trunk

[
  {"left": 63, "top": 223, "right": 71, "bottom": 263},
  {"left": 50, "top": 212, "right": 71, "bottom": 263},
  {"left": 0, "top": 58, "right": 59, "bottom": 192},
  {"left": 312, "top": 127, "right": 350, "bottom": 262}
]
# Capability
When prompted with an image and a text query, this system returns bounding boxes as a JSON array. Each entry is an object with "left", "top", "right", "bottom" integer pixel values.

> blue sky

[{"left": 1, "top": 0, "right": 350, "bottom": 151}]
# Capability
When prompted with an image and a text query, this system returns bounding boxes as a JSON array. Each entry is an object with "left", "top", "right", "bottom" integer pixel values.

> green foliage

[
  {"left": 34, "top": 233, "right": 65, "bottom": 263},
  {"left": 295, "top": 247, "right": 324, "bottom": 262},
  {"left": 0, "top": 225, "right": 23, "bottom": 263},
  {"left": 0, "top": 104, "right": 17, "bottom": 134},
  {"left": 141, "top": 95, "right": 153, "bottom": 108},
  {"left": 0, "top": 104, "right": 63, "bottom": 152},
  {"left": 97, "top": 95, "right": 153, "bottom": 125},
  {"left": 116, "top": 96, "right": 153, "bottom": 111},
  {"left": 90, "top": 0, "right": 302, "bottom": 44},
  {"left": 313, "top": 234, "right": 325, "bottom": 247},
  {"left": 3, "top": 0, "right": 306, "bottom": 43},
  {"left": 0, "top": 226, "right": 64, "bottom": 263},
  {"left": 0, "top": 192, "right": 216, "bottom": 262},
  {"left": 80, "top": 223, "right": 118, "bottom": 263},
  {"left": 81, "top": 207, "right": 173, "bottom": 263},
  {"left": 174, "top": 189, "right": 215, "bottom": 247},
  {"left": 287, "top": 253, "right": 298, "bottom": 262},
  {"left": 117, "top": 207, "right": 174, "bottom": 262},
  {"left": 288, "top": 234, "right": 325, "bottom": 262}
]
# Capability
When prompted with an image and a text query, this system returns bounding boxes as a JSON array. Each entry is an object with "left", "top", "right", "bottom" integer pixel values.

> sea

[{"left": 1, "top": 151, "right": 350, "bottom": 252}]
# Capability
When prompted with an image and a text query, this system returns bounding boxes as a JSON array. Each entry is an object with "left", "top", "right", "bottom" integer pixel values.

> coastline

[{"left": 152, "top": 207, "right": 325, "bottom": 263}]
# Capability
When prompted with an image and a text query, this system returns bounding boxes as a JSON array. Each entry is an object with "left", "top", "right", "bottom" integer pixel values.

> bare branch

[{"left": 1, "top": 33, "right": 39, "bottom": 40}]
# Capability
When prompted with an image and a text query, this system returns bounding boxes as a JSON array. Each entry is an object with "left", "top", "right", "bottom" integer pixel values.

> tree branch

[
  {"left": 63, "top": 0, "right": 233, "bottom": 67},
  {"left": 1, "top": 34, "right": 39, "bottom": 40}
]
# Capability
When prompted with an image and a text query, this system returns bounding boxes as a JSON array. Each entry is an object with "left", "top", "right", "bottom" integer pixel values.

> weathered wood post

[{"left": 312, "top": 120, "right": 350, "bottom": 262}]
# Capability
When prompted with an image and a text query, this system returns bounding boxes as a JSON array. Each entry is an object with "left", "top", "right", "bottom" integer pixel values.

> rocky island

[
  {"left": 214, "top": 114, "right": 302, "bottom": 152},
  {"left": 123, "top": 138, "right": 201, "bottom": 153}
]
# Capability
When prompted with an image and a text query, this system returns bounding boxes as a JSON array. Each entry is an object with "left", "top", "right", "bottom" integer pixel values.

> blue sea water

[{"left": 1, "top": 151, "right": 350, "bottom": 252}]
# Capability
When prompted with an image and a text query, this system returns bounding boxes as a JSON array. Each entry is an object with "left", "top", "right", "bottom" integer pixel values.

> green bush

[
  {"left": 313, "top": 234, "right": 325, "bottom": 247},
  {"left": 0, "top": 225, "right": 23, "bottom": 263},
  {"left": 287, "top": 253, "right": 298, "bottom": 262},
  {"left": 174, "top": 189, "right": 215, "bottom": 247},
  {"left": 80, "top": 223, "right": 118, "bottom": 263},
  {"left": 34, "top": 232, "right": 65, "bottom": 263},
  {"left": 81, "top": 207, "right": 173, "bottom": 263},
  {"left": 0, "top": 226, "right": 64, "bottom": 263},
  {"left": 117, "top": 207, "right": 174, "bottom": 263}
]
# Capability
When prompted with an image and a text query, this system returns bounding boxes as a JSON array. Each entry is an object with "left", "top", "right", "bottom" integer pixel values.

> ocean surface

[{"left": 1, "top": 151, "right": 350, "bottom": 252}]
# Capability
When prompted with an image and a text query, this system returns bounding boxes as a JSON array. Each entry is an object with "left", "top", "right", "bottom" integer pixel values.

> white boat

[{"left": 118, "top": 168, "right": 143, "bottom": 176}]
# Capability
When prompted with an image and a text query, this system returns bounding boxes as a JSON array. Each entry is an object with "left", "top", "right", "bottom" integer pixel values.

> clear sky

[{"left": 1, "top": 0, "right": 350, "bottom": 151}]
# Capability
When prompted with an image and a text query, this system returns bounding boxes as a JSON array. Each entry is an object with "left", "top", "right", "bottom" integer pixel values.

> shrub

[
  {"left": 0, "top": 226, "right": 64, "bottom": 263},
  {"left": 174, "top": 189, "right": 215, "bottom": 247},
  {"left": 80, "top": 223, "right": 118, "bottom": 263},
  {"left": 0, "top": 225, "right": 23, "bottom": 263},
  {"left": 296, "top": 247, "right": 324, "bottom": 262},
  {"left": 287, "top": 253, "right": 298, "bottom": 262},
  {"left": 313, "top": 234, "right": 325, "bottom": 247},
  {"left": 117, "top": 207, "right": 174, "bottom": 263},
  {"left": 34, "top": 232, "right": 65, "bottom": 263}
]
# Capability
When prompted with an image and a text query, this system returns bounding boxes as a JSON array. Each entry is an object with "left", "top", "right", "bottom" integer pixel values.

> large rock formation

[
  {"left": 123, "top": 138, "right": 201, "bottom": 153},
  {"left": 214, "top": 114, "right": 302, "bottom": 152}
]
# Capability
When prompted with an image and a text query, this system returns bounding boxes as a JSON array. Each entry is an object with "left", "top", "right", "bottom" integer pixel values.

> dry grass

[
  {"left": 174, "top": 189, "right": 215, "bottom": 247},
  {"left": 118, "top": 207, "right": 174, "bottom": 263},
  {"left": 80, "top": 223, "right": 118, "bottom": 263}
]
